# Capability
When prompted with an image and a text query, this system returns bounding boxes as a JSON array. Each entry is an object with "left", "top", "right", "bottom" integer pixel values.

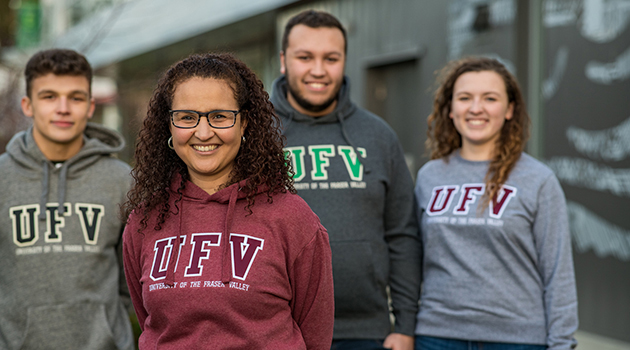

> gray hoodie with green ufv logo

[
  {"left": 0, "top": 123, "right": 134, "bottom": 350},
  {"left": 271, "top": 76, "right": 421, "bottom": 340}
]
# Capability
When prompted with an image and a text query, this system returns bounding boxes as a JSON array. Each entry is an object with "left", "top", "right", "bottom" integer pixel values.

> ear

[
  {"left": 87, "top": 97, "right": 96, "bottom": 119},
  {"left": 21, "top": 96, "right": 33, "bottom": 118},
  {"left": 240, "top": 112, "right": 248, "bottom": 135},
  {"left": 280, "top": 51, "right": 286, "bottom": 75},
  {"left": 505, "top": 102, "right": 514, "bottom": 120}
]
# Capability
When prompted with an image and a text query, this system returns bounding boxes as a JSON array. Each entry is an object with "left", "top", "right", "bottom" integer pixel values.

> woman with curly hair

[
  {"left": 414, "top": 57, "right": 578, "bottom": 350},
  {"left": 122, "top": 53, "right": 334, "bottom": 349}
]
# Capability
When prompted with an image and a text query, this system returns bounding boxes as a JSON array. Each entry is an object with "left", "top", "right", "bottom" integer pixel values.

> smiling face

[
  {"left": 21, "top": 73, "right": 95, "bottom": 161},
  {"left": 280, "top": 24, "right": 345, "bottom": 117},
  {"left": 169, "top": 77, "right": 246, "bottom": 194},
  {"left": 450, "top": 70, "right": 514, "bottom": 160}
]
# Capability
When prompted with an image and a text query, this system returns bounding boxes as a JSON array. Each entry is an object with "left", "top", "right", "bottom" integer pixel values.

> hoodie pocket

[
  {"left": 20, "top": 302, "right": 118, "bottom": 350},
  {"left": 330, "top": 241, "right": 388, "bottom": 317}
]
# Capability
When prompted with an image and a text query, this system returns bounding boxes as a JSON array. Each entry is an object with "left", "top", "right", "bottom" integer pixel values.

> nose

[
  {"left": 57, "top": 97, "right": 70, "bottom": 114},
  {"left": 194, "top": 116, "right": 216, "bottom": 140},
  {"left": 310, "top": 58, "right": 326, "bottom": 77},
  {"left": 469, "top": 98, "right": 483, "bottom": 114}
]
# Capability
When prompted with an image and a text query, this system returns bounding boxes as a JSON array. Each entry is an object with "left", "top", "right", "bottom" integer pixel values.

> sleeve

[
  {"left": 117, "top": 167, "right": 134, "bottom": 311},
  {"left": 117, "top": 225, "right": 132, "bottom": 311},
  {"left": 289, "top": 224, "right": 335, "bottom": 350},
  {"left": 122, "top": 215, "right": 149, "bottom": 330},
  {"left": 533, "top": 175, "right": 578, "bottom": 350},
  {"left": 384, "top": 139, "right": 422, "bottom": 336}
]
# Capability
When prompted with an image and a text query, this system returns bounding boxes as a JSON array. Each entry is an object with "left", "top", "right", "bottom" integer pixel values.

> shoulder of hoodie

[
  {"left": 508, "top": 152, "right": 558, "bottom": 185},
  {"left": 417, "top": 156, "right": 450, "bottom": 179},
  {"left": 0, "top": 151, "right": 28, "bottom": 180},
  {"left": 72, "top": 138, "right": 131, "bottom": 182},
  {"left": 84, "top": 150, "right": 131, "bottom": 173},
  {"left": 81, "top": 124, "right": 132, "bottom": 176},
  {"left": 0, "top": 151, "right": 12, "bottom": 168},
  {"left": 0, "top": 142, "right": 131, "bottom": 179},
  {"left": 416, "top": 152, "right": 562, "bottom": 202},
  {"left": 417, "top": 152, "right": 555, "bottom": 178},
  {"left": 0, "top": 141, "right": 37, "bottom": 182},
  {"left": 257, "top": 190, "right": 324, "bottom": 232},
  {"left": 344, "top": 105, "right": 402, "bottom": 144},
  {"left": 0, "top": 129, "right": 31, "bottom": 168},
  {"left": 266, "top": 191, "right": 328, "bottom": 253},
  {"left": 0, "top": 154, "right": 17, "bottom": 190},
  {"left": 88, "top": 155, "right": 132, "bottom": 181}
]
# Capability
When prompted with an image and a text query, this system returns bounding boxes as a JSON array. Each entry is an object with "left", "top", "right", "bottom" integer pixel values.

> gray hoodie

[
  {"left": 271, "top": 76, "right": 421, "bottom": 339},
  {"left": 0, "top": 123, "right": 134, "bottom": 350}
]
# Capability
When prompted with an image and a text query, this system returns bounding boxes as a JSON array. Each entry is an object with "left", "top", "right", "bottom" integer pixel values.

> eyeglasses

[{"left": 169, "top": 109, "right": 240, "bottom": 129}]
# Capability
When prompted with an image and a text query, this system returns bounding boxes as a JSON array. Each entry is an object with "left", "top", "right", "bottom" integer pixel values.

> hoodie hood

[
  {"left": 164, "top": 175, "right": 269, "bottom": 286},
  {"left": 5, "top": 122, "right": 126, "bottom": 219}
]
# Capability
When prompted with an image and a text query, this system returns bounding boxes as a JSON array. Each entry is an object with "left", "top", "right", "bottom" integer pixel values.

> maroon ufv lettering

[
  {"left": 427, "top": 185, "right": 459, "bottom": 216},
  {"left": 230, "top": 234, "right": 264, "bottom": 280},
  {"left": 185, "top": 233, "right": 221, "bottom": 276},
  {"left": 454, "top": 184, "right": 485, "bottom": 215},
  {"left": 489, "top": 185, "right": 517, "bottom": 218}
]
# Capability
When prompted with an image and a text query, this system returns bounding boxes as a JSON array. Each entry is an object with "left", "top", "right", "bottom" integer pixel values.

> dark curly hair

[
  {"left": 123, "top": 53, "right": 295, "bottom": 231},
  {"left": 426, "top": 56, "right": 530, "bottom": 209}
]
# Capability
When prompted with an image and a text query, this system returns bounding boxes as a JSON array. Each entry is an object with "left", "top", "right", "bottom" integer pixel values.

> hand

[{"left": 383, "top": 333, "right": 414, "bottom": 350}]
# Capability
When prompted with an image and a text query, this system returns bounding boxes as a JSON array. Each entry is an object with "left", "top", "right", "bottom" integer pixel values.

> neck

[
  {"left": 32, "top": 131, "right": 84, "bottom": 161},
  {"left": 286, "top": 92, "right": 338, "bottom": 117},
  {"left": 459, "top": 142, "right": 496, "bottom": 161},
  {"left": 189, "top": 171, "right": 233, "bottom": 196}
]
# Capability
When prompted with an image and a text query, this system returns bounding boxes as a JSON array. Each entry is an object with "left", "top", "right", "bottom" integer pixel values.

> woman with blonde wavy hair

[{"left": 414, "top": 57, "right": 578, "bottom": 350}]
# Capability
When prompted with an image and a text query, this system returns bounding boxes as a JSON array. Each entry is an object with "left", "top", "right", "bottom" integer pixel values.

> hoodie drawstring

[
  {"left": 165, "top": 200, "right": 184, "bottom": 287},
  {"left": 338, "top": 112, "right": 370, "bottom": 174},
  {"left": 38, "top": 161, "right": 72, "bottom": 219},
  {"left": 38, "top": 161, "right": 50, "bottom": 220},
  {"left": 281, "top": 111, "right": 295, "bottom": 135},
  {"left": 163, "top": 185, "right": 239, "bottom": 287},
  {"left": 57, "top": 163, "right": 69, "bottom": 215},
  {"left": 221, "top": 186, "right": 239, "bottom": 284}
]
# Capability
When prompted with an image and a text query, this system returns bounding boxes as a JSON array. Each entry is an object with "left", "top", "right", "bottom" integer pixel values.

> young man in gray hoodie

[
  {"left": 271, "top": 10, "right": 421, "bottom": 350},
  {"left": 0, "top": 49, "right": 134, "bottom": 350}
]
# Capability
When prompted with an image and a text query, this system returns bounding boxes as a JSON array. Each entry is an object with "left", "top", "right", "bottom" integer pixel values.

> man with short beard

[{"left": 271, "top": 10, "right": 421, "bottom": 350}]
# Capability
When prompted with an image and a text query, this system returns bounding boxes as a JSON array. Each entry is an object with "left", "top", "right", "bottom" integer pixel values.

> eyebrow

[
  {"left": 454, "top": 91, "right": 502, "bottom": 96},
  {"left": 293, "top": 49, "right": 343, "bottom": 56},
  {"left": 36, "top": 90, "right": 90, "bottom": 97}
]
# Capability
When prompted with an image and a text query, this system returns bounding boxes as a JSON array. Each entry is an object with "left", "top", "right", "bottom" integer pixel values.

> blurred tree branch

[{"left": 0, "top": 61, "right": 29, "bottom": 153}]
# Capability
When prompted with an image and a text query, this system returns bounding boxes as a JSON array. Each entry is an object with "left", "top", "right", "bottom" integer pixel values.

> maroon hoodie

[{"left": 123, "top": 176, "right": 334, "bottom": 349}]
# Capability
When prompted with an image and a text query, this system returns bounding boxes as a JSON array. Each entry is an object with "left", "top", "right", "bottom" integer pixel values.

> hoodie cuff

[{"left": 393, "top": 311, "right": 418, "bottom": 336}]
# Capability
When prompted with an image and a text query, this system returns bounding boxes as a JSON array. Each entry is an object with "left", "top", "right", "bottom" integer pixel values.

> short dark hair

[
  {"left": 24, "top": 49, "right": 92, "bottom": 97},
  {"left": 281, "top": 10, "right": 347, "bottom": 54}
]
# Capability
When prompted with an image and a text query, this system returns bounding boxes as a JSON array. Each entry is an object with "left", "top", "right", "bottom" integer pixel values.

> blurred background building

[{"left": 1, "top": 0, "right": 628, "bottom": 348}]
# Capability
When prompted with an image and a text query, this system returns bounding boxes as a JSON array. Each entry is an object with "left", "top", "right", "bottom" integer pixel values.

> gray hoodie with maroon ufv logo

[
  {"left": 414, "top": 151, "right": 578, "bottom": 349},
  {"left": 0, "top": 123, "right": 134, "bottom": 350},
  {"left": 271, "top": 75, "right": 422, "bottom": 340}
]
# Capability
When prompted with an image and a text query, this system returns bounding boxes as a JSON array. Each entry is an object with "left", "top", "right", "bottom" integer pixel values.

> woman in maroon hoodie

[{"left": 122, "top": 53, "right": 334, "bottom": 349}]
